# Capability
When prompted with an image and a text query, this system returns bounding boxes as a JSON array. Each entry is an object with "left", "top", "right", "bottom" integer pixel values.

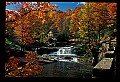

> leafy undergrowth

[{"left": 5, "top": 51, "right": 43, "bottom": 77}]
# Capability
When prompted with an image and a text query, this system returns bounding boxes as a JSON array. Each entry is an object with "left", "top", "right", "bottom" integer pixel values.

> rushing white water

[
  {"left": 49, "top": 47, "right": 77, "bottom": 56},
  {"left": 49, "top": 47, "right": 78, "bottom": 62}
]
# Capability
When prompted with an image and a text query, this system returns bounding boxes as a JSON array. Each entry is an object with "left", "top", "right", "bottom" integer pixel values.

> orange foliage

[
  {"left": 5, "top": 52, "right": 43, "bottom": 77},
  {"left": 6, "top": 2, "right": 58, "bottom": 46},
  {"left": 5, "top": 2, "right": 117, "bottom": 47}
]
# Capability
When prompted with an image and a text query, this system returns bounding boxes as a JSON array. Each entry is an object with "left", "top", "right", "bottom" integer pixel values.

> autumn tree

[
  {"left": 86, "top": 2, "right": 117, "bottom": 45},
  {"left": 6, "top": 2, "right": 58, "bottom": 49},
  {"left": 68, "top": 2, "right": 117, "bottom": 56},
  {"left": 6, "top": 2, "right": 117, "bottom": 53}
]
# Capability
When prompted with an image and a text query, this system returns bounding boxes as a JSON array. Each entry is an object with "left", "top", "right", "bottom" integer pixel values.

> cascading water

[
  {"left": 57, "top": 47, "right": 72, "bottom": 55},
  {"left": 49, "top": 47, "right": 78, "bottom": 62},
  {"left": 49, "top": 47, "right": 77, "bottom": 56}
]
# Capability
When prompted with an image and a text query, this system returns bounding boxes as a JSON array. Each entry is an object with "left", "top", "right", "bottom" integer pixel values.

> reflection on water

[{"left": 38, "top": 61, "right": 93, "bottom": 78}]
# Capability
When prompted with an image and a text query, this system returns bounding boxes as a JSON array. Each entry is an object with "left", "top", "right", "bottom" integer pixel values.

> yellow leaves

[
  {"left": 71, "top": 14, "right": 75, "bottom": 17},
  {"left": 42, "top": 19, "right": 46, "bottom": 24},
  {"left": 70, "top": 19, "right": 74, "bottom": 24},
  {"left": 14, "top": 29, "right": 21, "bottom": 36},
  {"left": 81, "top": 13, "right": 87, "bottom": 19},
  {"left": 12, "top": 15, "right": 16, "bottom": 20},
  {"left": 78, "top": 30, "right": 85, "bottom": 38},
  {"left": 32, "top": 34, "right": 36, "bottom": 38},
  {"left": 38, "top": 11, "right": 43, "bottom": 19},
  {"left": 107, "top": 24, "right": 114, "bottom": 27},
  {"left": 11, "top": 24, "right": 15, "bottom": 27},
  {"left": 65, "top": 16, "right": 70, "bottom": 20},
  {"left": 38, "top": 11, "right": 41, "bottom": 18},
  {"left": 93, "top": 12, "right": 99, "bottom": 17},
  {"left": 17, "top": 20, "right": 21, "bottom": 24},
  {"left": 81, "top": 8, "right": 86, "bottom": 13},
  {"left": 49, "top": 10, "right": 53, "bottom": 18},
  {"left": 23, "top": 4, "right": 27, "bottom": 8},
  {"left": 32, "top": 8, "right": 36, "bottom": 11}
]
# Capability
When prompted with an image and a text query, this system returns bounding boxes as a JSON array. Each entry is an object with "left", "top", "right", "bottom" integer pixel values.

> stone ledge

[
  {"left": 94, "top": 58, "right": 113, "bottom": 69},
  {"left": 92, "top": 58, "right": 114, "bottom": 78}
]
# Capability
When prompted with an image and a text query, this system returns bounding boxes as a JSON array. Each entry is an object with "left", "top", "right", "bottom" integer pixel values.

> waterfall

[
  {"left": 49, "top": 47, "right": 77, "bottom": 57},
  {"left": 48, "top": 47, "right": 78, "bottom": 62},
  {"left": 57, "top": 47, "right": 72, "bottom": 54}
]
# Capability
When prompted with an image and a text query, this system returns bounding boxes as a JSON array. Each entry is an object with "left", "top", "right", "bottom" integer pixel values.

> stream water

[{"left": 38, "top": 61, "right": 93, "bottom": 78}]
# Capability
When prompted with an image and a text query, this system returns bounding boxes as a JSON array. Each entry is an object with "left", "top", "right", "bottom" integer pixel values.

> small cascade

[
  {"left": 49, "top": 47, "right": 78, "bottom": 62},
  {"left": 49, "top": 47, "right": 77, "bottom": 56},
  {"left": 57, "top": 47, "right": 72, "bottom": 55}
]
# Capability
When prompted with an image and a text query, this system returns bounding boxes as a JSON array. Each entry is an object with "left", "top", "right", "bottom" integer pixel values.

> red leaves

[
  {"left": 107, "top": 3, "right": 117, "bottom": 19},
  {"left": 38, "top": 66, "right": 43, "bottom": 73},
  {"left": 6, "top": 2, "right": 117, "bottom": 48},
  {"left": 25, "top": 73, "right": 29, "bottom": 77},
  {"left": 6, "top": 2, "right": 22, "bottom": 6},
  {"left": 6, "top": 9, "right": 20, "bottom": 22},
  {"left": 5, "top": 51, "right": 43, "bottom": 77},
  {"left": 6, "top": 2, "right": 11, "bottom": 5},
  {"left": 5, "top": 56, "right": 19, "bottom": 70},
  {"left": 16, "top": 61, "right": 19, "bottom": 65}
]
